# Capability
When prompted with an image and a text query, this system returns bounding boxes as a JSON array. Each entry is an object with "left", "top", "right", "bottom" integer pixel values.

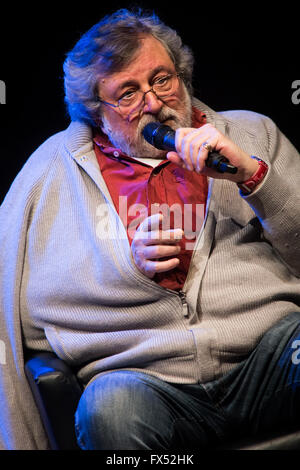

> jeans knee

[
  {"left": 76, "top": 372, "right": 135, "bottom": 427},
  {"left": 75, "top": 371, "right": 162, "bottom": 449}
]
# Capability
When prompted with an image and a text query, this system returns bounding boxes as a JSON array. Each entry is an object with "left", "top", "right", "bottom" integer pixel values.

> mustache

[{"left": 136, "top": 107, "right": 180, "bottom": 137}]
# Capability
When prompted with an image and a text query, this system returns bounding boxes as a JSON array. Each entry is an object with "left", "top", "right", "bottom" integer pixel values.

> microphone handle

[
  {"left": 206, "top": 152, "right": 238, "bottom": 174},
  {"left": 161, "top": 132, "right": 237, "bottom": 174}
]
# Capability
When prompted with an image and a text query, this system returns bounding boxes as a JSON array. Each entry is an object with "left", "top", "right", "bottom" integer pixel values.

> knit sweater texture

[{"left": 1, "top": 98, "right": 300, "bottom": 449}]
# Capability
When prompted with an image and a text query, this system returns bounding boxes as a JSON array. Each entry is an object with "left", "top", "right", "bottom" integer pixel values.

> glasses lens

[
  {"left": 119, "top": 91, "right": 144, "bottom": 116},
  {"left": 153, "top": 74, "right": 178, "bottom": 96},
  {"left": 119, "top": 74, "right": 179, "bottom": 117}
]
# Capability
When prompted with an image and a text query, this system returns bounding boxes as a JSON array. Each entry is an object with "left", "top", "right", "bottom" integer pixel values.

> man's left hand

[{"left": 166, "top": 123, "right": 259, "bottom": 182}]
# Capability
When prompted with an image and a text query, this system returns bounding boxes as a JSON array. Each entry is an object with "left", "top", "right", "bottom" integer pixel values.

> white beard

[{"left": 100, "top": 85, "right": 193, "bottom": 159}]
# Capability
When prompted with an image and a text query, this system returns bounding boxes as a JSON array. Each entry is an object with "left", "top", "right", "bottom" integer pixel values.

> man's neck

[{"left": 133, "top": 156, "right": 165, "bottom": 167}]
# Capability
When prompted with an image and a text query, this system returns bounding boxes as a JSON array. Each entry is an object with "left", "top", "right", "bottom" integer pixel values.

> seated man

[{"left": 1, "top": 8, "right": 300, "bottom": 450}]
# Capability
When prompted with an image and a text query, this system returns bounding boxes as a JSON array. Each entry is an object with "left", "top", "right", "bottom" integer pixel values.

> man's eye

[
  {"left": 119, "top": 90, "right": 136, "bottom": 101},
  {"left": 153, "top": 75, "right": 171, "bottom": 86}
]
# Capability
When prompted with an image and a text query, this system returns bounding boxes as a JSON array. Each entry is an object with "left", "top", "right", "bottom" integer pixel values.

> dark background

[{"left": 0, "top": 1, "right": 299, "bottom": 204}]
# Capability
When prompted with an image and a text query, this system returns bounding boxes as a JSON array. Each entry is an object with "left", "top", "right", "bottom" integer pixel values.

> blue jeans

[{"left": 75, "top": 312, "right": 300, "bottom": 450}]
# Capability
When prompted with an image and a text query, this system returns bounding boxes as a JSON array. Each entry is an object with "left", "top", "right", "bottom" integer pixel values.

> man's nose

[{"left": 143, "top": 90, "right": 163, "bottom": 114}]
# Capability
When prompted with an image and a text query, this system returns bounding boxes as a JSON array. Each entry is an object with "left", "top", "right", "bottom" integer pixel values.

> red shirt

[{"left": 93, "top": 107, "right": 208, "bottom": 291}]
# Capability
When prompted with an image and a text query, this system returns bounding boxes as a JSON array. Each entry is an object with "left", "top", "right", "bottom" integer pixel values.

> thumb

[{"left": 166, "top": 151, "right": 184, "bottom": 166}]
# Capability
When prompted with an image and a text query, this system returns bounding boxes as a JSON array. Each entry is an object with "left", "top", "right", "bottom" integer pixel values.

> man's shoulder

[
  {"left": 217, "top": 109, "right": 280, "bottom": 150},
  {"left": 23, "top": 128, "right": 67, "bottom": 174},
  {"left": 192, "top": 97, "right": 273, "bottom": 136},
  {"left": 219, "top": 109, "right": 272, "bottom": 130},
  {"left": 2, "top": 121, "right": 93, "bottom": 206},
  {"left": 22, "top": 121, "right": 92, "bottom": 177}
]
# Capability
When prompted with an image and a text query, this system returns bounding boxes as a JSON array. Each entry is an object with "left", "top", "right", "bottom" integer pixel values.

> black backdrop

[{"left": 1, "top": 1, "right": 299, "bottom": 204}]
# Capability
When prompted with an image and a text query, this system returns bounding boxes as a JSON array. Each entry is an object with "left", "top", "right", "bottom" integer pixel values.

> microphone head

[
  {"left": 142, "top": 122, "right": 238, "bottom": 174},
  {"left": 142, "top": 122, "right": 175, "bottom": 150},
  {"left": 142, "top": 122, "right": 160, "bottom": 147}
]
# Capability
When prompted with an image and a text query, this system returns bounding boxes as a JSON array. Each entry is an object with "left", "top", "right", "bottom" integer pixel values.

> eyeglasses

[{"left": 98, "top": 73, "right": 181, "bottom": 118}]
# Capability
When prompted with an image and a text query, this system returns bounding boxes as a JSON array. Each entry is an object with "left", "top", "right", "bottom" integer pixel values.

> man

[{"left": 0, "top": 8, "right": 300, "bottom": 450}]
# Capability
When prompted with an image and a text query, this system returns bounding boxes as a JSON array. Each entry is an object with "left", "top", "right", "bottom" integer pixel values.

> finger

[
  {"left": 137, "top": 213, "right": 163, "bottom": 233},
  {"left": 144, "top": 257, "right": 180, "bottom": 277},
  {"left": 153, "top": 257, "right": 180, "bottom": 273},
  {"left": 175, "top": 128, "right": 200, "bottom": 170},
  {"left": 196, "top": 140, "right": 214, "bottom": 173},
  {"left": 134, "top": 228, "right": 184, "bottom": 244},
  {"left": 143, "top": 243, "right": 181, "bottom": 260},
  {"left": 189, "top": 134, "right": 212, "bottom": 171},
  {"left": 166, "top": 151, "right": 183, "bottom": 167},
  {"left": 175, "top": 128, "right": 215, "bottom": 172},
  {"left": 184, "top": 131, "right": 210, "bottom": 171}
]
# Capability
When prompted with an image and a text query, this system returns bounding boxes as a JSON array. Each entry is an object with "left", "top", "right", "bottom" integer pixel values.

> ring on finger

[{"left": 202, "top": 141, "right": 213, "bottom": 152}]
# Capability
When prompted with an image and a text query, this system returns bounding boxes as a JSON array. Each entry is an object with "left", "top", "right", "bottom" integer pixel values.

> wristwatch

[{"left": 237, "top": 156, "right": 269, "bottom": 195}]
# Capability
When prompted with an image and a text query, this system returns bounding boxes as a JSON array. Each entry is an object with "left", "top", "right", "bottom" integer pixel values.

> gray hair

[{"left": 63, "top": 8, "right": 194, "bottom": 126}]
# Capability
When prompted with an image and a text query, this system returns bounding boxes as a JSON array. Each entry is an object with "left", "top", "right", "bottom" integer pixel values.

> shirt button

[{"left": 79, "top": 155, "right": 88, "bottom": 162}]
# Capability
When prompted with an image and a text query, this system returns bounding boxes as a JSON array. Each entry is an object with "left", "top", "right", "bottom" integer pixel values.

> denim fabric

[{"left": 75, "top": 312, "right": 300, "bottom": 450}]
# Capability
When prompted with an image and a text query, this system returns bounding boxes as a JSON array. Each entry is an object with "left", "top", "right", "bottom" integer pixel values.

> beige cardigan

[{"left": 1, "top": 98, "right": 300, "bottom": 449}]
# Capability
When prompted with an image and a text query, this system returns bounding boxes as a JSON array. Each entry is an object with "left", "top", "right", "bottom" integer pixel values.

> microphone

[{"left": 142, "top": 122, "right": 237, "bottom": 174}]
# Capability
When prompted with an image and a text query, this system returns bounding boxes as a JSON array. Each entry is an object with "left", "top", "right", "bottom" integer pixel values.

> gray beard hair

[{"left": 100, "top": 87, "right": 193, "bottom": 159}]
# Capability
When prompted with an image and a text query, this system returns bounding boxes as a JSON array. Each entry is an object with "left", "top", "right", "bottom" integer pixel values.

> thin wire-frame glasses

[{"left": 98, "top": 73, "right": 181, "bottom": 118}]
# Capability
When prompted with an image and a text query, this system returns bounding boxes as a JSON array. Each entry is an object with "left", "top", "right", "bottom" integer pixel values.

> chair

[
  {"left": 25, "top": 351, "right": 82, "bottom": 450},
  {"left": 25, "top": 351, "right": 300, "bottom": 450}
]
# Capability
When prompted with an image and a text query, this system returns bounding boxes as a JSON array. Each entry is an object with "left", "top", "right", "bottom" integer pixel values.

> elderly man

[{"left": 1, "top": 9, "right": 300, "bottom": 450}]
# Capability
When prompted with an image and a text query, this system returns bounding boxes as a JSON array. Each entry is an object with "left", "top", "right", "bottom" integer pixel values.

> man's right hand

[{"left": 131, "top": 213, "right": 183, "bottom": 279}]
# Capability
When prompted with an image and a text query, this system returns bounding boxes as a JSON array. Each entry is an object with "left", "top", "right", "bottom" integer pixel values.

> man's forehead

[{"left": 99, "top": 36, "right": 175, "bottom": 88}]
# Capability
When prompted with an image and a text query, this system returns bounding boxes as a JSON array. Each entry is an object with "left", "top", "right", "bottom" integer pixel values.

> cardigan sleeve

[
  {"left": 241, "top": 116, "right": 300, "bottom": 277},
  {"left": 0, "top": 138, "right": 60, "bottom": 449}
]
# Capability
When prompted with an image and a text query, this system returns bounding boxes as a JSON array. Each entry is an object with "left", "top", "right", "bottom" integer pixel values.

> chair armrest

[{"left": 25, "top": 351, "right": 83, "bottom": 450}]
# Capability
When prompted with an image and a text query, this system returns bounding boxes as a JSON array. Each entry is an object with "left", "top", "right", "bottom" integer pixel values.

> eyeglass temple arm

[{"left": 97, "top": 98, "right": 119, "bottom": 108}]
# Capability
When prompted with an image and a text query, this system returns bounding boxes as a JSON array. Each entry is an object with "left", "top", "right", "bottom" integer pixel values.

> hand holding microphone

[{"left": 142, "top": 122, "right": 259, "bottom": 182}]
